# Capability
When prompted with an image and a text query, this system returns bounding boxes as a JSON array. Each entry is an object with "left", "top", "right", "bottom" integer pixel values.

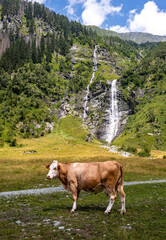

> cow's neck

[{"left": 58, "top": 163, "right": 68, "bottom": 187}]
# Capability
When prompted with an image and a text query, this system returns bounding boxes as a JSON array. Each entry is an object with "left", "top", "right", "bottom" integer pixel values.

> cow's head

[{"left": 46, "top": 160, "right": 59, "bottom": 179}]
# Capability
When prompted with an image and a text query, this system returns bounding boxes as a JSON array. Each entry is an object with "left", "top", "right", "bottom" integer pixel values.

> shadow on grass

[{"left": 42, "top": 203, "right": 117, "bottom": 213}]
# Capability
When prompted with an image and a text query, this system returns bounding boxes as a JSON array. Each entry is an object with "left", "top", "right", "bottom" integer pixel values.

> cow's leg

[
  {"left": 70, "top": 184, "right": 80, "bottom": 213},
  {"left": 117, "top": 185, "right": 126, "bottom": 215},
  {"left": 104, "top": 190, "right": 116, "bottom": 215}
]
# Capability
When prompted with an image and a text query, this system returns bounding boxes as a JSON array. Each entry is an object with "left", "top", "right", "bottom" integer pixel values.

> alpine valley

[{"left": 0, "top": 0, "right": 166, "bottom": 152}]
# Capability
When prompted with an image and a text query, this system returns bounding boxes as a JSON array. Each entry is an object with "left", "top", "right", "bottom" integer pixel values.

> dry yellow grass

[
  {"left": 0, "top": 119, "right": 166, "bottom": 191},
  {"left": 151, "top": 149, "right": 166, "bottom": 159},
  {"left": 0, "top": 132, "right": 115, "bottom": 162}
]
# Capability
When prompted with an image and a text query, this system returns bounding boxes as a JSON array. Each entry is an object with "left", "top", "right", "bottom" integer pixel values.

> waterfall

[
  {"left": 83, "top": 45, "right": 98, "bottom": 120},
  {"left": 105, "top": 79, "right": 120, "bottom": 143}
]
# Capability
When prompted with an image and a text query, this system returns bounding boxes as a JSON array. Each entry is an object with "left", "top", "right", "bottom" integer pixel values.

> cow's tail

[{"left": 115, "top": 165, "right": 124, "bottom": 191}]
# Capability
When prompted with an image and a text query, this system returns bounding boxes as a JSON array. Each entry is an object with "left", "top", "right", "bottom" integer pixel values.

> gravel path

[{"left": 0, "top": 180, "right": 166, "bottom": 198}]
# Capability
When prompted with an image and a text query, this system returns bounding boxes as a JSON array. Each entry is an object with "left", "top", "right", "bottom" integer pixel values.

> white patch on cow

[
  {"left": 49, "top": 160, "right": 58, "bottom": 169},
  {"left": 47, "top": 160, "right": 59, "bottom": 179},
  {"left": 73, "top": 163, "right": 78, "bottom": 168}
]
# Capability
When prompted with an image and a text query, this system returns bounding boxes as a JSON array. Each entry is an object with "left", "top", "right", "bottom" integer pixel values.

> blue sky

[{"left": 30, "top": 1, "right": 166, "bottom": 35}]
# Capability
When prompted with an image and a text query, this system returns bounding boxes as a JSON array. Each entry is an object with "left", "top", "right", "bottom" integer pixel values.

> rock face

[
  {"left": 86, "top": 81, "right": 109, "bottom": 136},
  {"left": 0, "top": 3, "right": 55, "bottom": 57},
  {"left": 0, "top": 33, "right": 10, "bottom": 57},
  {"left": 86, "top": 80, "right": 130, "bottom": 142},
  {"left": 58, "top": 45, "right": 131, "bottom": 143},
  {"left": 83, "top": 45, "right": 98, "bottom": 120}
]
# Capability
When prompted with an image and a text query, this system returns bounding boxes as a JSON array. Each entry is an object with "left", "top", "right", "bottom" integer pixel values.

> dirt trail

[{"left": 0, "top": 180, "right": 166, "bottom": 198}]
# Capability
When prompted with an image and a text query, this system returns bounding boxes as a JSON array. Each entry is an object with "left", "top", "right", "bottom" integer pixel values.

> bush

[
  {"left": 0, "top": 140, "right": 4, "bottom": 148},
  {"left": 9, "top": 138, "right": 17, "bottom": 147},
  {"left": 138, "top": 145, "right": 151, "bottom": 157},
  {"left": 118, "top": 145, "right": 137, "bottom": 154},
  {"left": 126, "top": 146, "right": 137, "bottom": 154},
  {"left": 163, "top": 155, "right": 166, "bottom": 159},
  {"left": 146, "top": 108, "right": 155, "bottom": 123}
]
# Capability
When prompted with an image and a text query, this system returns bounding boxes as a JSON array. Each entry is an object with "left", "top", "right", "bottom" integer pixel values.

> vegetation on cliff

[{"left": 114, "top": 42, "right": 166, "bottom": 150}]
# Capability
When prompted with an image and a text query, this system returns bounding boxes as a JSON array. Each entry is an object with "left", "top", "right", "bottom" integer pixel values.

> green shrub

[
  {"left": 9, "top": 138, "right": 17, "bottom": 147},
  {"left": 0, "top": 140, "right": 4, "bottom": 148},
  {"left": 126, "top": 146, "right": 137, "bottom": 154},
  {"left": 118, "top": 145, "right": 137, "bottom": 154},
  {"left": 138, "top": 145, "right": 151, "bottom": 157}
]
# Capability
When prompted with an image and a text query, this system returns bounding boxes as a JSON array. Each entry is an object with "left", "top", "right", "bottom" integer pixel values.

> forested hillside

[
  {"left": 0, "top": 0, "right": 95, "bottom": 144},
  {"left": 0, "top": 0, "right": 165, "bottom": 151}
]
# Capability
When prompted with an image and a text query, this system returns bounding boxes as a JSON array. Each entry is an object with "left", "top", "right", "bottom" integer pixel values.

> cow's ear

[{"left": 46, "top": 164, "right": 50, "bottom": 169}]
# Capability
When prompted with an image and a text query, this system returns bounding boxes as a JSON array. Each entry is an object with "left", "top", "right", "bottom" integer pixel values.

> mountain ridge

[{"left": 87, "top": 25, "right": 166, "bottom": 44}]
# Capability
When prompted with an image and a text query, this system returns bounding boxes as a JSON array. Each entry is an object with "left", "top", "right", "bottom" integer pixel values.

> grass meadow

[{"left": 0, "top": 116, "right": 166, "bottom": 239}]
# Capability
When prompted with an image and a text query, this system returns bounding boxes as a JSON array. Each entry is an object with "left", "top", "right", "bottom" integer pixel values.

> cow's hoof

[
  {"left": 104, "top": 211, "right": 109, "bottom": 215},
  {"left": 70, "top": 210, "right": 75, "bottom": 214},
  {"left": 120, "top": 209, "right": 126, "bottom": 215}
]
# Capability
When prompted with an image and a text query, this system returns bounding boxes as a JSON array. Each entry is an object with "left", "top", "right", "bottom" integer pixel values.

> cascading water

[
  {"left": 83, "top": 45, "right": 98, "bottom": 120},
  {"left": 105, "top": 79, "right": 120, "bottom": 143}
]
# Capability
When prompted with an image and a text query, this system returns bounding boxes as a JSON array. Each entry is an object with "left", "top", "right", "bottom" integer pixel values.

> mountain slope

[
  {"left": 88, "top": 25, "right": 166, "bottom": 44},
  {"left": 114, "top": 42, "right": 166, "bottom": 150}
]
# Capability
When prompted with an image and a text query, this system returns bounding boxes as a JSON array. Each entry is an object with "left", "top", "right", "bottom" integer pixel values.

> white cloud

[
  {"left": 110, "top": 25, "right": 129, "bottom": 33},
  {"left": 82, "top": 0, "right": 123, "bottom": 26},
  {"left": 65, "top": 5, "right": 74, "bottom": 15},
  {"left": 110, "top": 1, "right": 166, "bottom": 36},
  {"left": 65, "top": 0, "right": 122, "bottom": 26},
  {"left": 28, "top": 0, "right": 46, "bottom": 4},
  {"left": 66, "top": 0, "right": 85, "bottom": 16},
  {"left": 129, "top": 9, "right": 137, "bottom": 15},
  {"left": 68, "top": 0, "right": 85, "bottom": 5}
]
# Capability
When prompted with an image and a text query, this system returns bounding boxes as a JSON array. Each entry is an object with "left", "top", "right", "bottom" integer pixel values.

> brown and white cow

[{"left": 46, "top": 160, "right": 126, "bottom": 215}]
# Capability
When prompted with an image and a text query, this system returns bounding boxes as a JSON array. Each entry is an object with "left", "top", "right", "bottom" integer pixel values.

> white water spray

[
  {"left": 105, "top": 79, "right": 120, "bottom": 143},
  {"left": 83, "top": 45, "right": 98, "bottom": 120}
]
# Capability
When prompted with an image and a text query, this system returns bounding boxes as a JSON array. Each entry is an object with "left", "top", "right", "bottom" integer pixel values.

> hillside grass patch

[
  {"left": 114, "top": 94, "right": 166, "bottom": 150},
  {"left": 95, "top": 62, "right": 119, "bottom": 80}
]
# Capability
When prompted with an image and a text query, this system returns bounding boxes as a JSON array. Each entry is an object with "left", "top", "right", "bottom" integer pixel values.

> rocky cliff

[
  {"left": 88, "top": 80, "right": 130, "bottom": 141},
  {"left": 57, "top": 44, "right": 132, "bottom": 143}
]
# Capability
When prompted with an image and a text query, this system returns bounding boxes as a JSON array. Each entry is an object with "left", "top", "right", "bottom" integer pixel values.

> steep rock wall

[
  {"left": 58, "top": 44, "right": 131, "bottom": 143},
  {"left": 87, "top": 80, "right": 130, "bottom": 141}
]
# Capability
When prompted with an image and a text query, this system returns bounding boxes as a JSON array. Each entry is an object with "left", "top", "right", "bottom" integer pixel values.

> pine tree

[
  {"left": 40, "top": 34, "right": 45, "bottom": 54},
  {"left": 32, "top": 39, "right": 37, "bottom": 63}
]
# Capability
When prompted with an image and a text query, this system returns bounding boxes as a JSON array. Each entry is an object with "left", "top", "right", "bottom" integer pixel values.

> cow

[{"left": 46, "top": 160, "right": 126, "bottom": 215}]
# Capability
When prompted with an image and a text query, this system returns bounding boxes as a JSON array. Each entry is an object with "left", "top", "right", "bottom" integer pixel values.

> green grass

[
  {"left": 0, "top": 183, "right": 165, "bottom": 240},
  {"left": 59, "top": 115, "right": 89, "bottom": 140},
  {"left": 72, "top": 43, "right": 92, "bottom": 60},
  {"left": 95, "top": 62, "right": 119, "bottom": 80}
]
